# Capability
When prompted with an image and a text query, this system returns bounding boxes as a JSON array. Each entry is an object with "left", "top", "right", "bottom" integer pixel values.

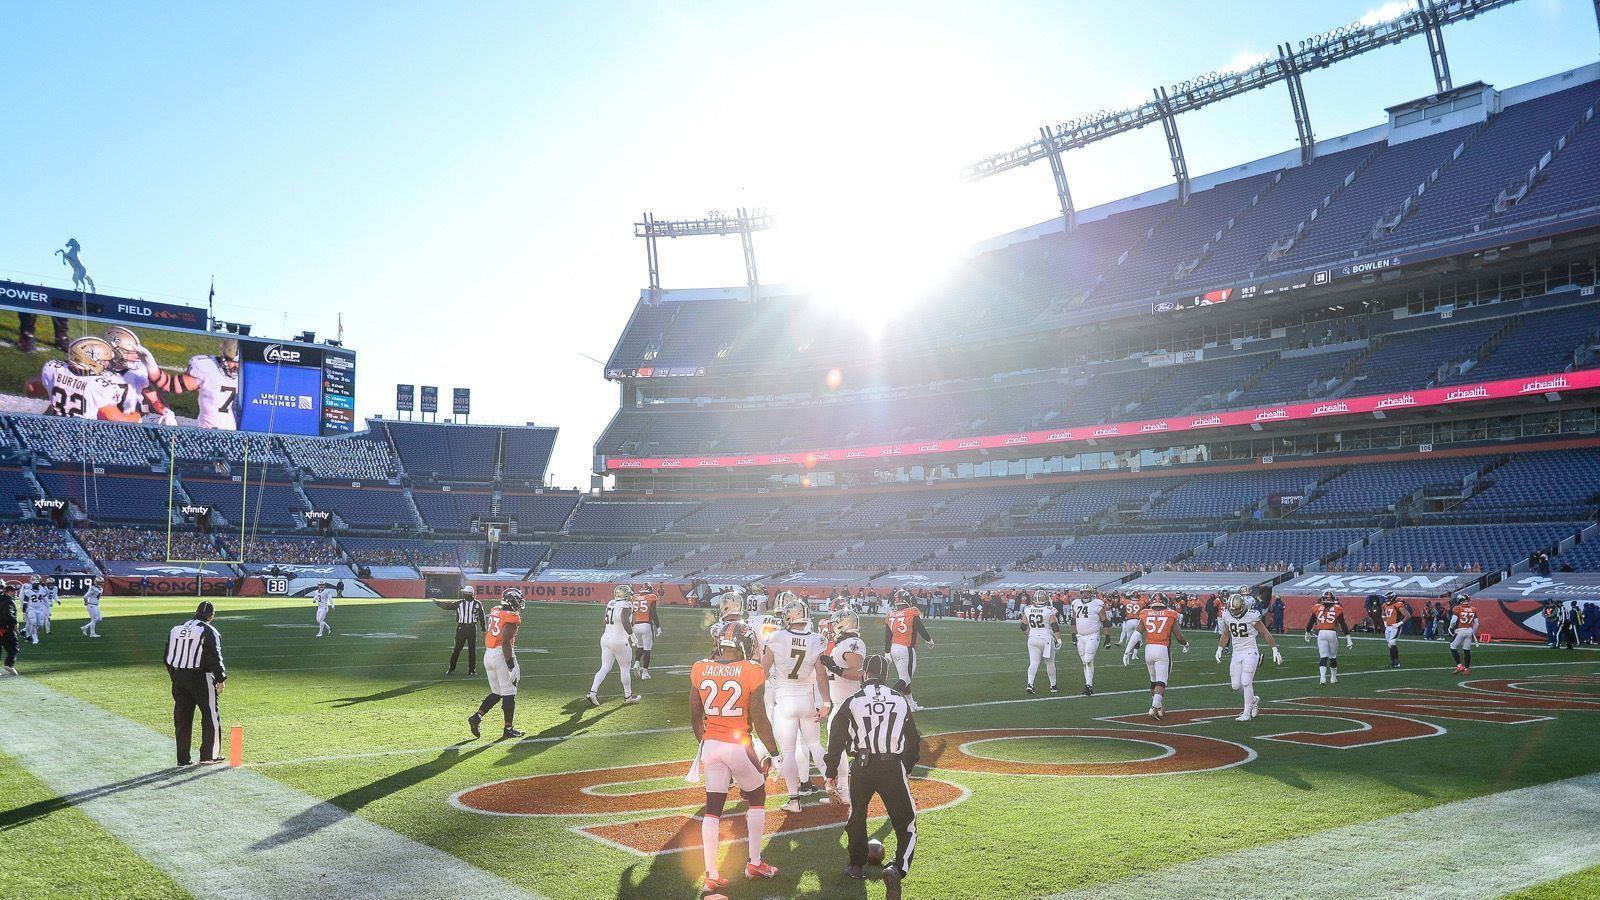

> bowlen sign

[{"left": 608, "top": 367, "right": 1600, "bottom": 470}]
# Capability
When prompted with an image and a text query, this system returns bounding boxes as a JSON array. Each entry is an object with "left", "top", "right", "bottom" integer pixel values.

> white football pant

[
  {"left": 483, "top": 647, "right": 520, "bottom": 695},
  {"left": 1144, "top": 643, "right": 1171, "bottom": 685},
  {"left": 1449, "top": 627, "right": 1475, "bottom": 651},
  {"left": 631, "top": 623, "right": 654, "bottom": 653},
  {"left": 773, "top": 694, "right": 826, "bottom": 798},
  {"left": 889, "top": 644, "right": 916, "bottom": 687},
  {"left": 590, "top": 634, "right": 634, "bottom": 696},
  {"left": 1025, "top": 633, "right": 1056, "bottom": 687},
  {"left": 315, "top": 607, "right": 330, "bottom": 636},
  {"left": 1384, "top": 624, "right": 1401, "bottom": 647},
  {"left": 1316, "top": 630, "right": 1339, "bottom": 660}
]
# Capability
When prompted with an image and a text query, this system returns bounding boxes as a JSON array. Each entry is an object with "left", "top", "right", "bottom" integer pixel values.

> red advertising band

[{"left": 607, "top": 368, "right": 1600, "bottom": 471}]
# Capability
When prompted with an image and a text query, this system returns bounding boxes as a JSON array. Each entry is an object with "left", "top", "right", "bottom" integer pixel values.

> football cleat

[
  {"left": 1149, "top": 706, "right": 1163, "bottom": 721},
  {"left": 623, "top": 694, "right": 642, "bottom": 704},
  {"left": 744, "top": 861, "right": 779, "bottom": 879},
  {"left": 908, "top": 699, "right": 924, "bottom": 712},
  {"left": 1319, "top": 673, "right": 1328, "bottom": 685},
  {"left": 1235, "top": 712, "right": 1251, "bottom": 722},
  {"left": 1249, "top": 696, "right": 1261, "bottom": 718},
  {"left": 703, "top": 873, "right": 729, "bottom": 892},
  {"left": 1462, "top": 667, "right": 1471, "bottom": 675},
  {"left": 639, "top": 669, "right": 651, "bottom": 680},
  {"left": 586, "top": 692, "right": 600, "bottom": 707},
  {"left": 1330, "top": 673, "right": 1339, "bottom": 684},
  {"left": 1049, "top": 685, "right": 1059, "bottom": 694},
  {"left": 1083, "top": 685, "right": 1094, "bottom": 696},
  {"left": 1026, "top": 684, "right": 1036, "bottom": 695},
  {"left": 467, "top": 714, "right": 482, "bottom": 738},
  {"left": 503, "top": 727, "right": 526, "bottom": 739},
  {"left": 780, "top": 797, "right": 801, "bottom": 813},
  {"left": 1454, "top": 664, "right": 1466, "bottom": 674}
]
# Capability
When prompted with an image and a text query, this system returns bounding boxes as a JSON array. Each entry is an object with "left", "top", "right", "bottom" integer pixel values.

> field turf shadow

[{"left": 322, "top": 679, "right": 444, "bottom": 708}]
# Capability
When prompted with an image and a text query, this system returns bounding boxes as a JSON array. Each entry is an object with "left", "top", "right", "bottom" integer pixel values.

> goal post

[{"left": 164, "top": 429, "right": 249, "bottom": 567}]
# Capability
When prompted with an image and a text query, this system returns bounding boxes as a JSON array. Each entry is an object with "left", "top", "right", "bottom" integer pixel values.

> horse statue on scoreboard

[{"left": 55, "top": 238, "right": 96, "bottom": 293}]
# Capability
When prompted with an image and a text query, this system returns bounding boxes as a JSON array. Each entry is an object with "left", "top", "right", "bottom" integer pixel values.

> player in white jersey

[
  {"left": 103, "top": 326, "right": 179, "bottom": 424},
  {"left": 29, "top": 337, "right": 142, "bottom": 423},
  {"left": 587, "top": 585, "right": 640, "bottom": 705},
  {"left": 41, "top": 580, "right": 59, "bottom": 633},
  {"left": 761, "top": 596, "right": 829, "bottom": 812},
  {"left": 19, "top": 579, "right": 41, "bottom": 643},
  {"left": 80, "top": 577, "right": 105, "bottom": 637},
  {"left": 1069, "top": 591, "right": 1108, "bottom": 696},
  {"left": 1216, "top": 593, "right": 1283, "bottom": 721},
  {"left": 147, "top": 339, "right": 241, "bottom": 430},
  {"left": 312, "top": 582, "right": 336, "bottom": 636},
  {"left": 746, "top": 583, "right": 770, "bottom": 616},
  {"left": 1020, "top": 591, "right": 1061, "bottom": 695},
  {"left": 817, "top": 609, "right": 867, "bottom": 810}
]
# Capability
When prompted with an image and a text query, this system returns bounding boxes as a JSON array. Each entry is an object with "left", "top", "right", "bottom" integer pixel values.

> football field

[{"left": 4, "top": 596, "right": 1600, "bottom": 900}]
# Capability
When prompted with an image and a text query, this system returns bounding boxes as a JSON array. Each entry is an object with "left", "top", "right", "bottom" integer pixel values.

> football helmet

[
  {"left": 818, "top": 616, "right": 838, "bottom": 643},
  {"left": 778, "top": 593, "right": 808, "bottom": 629},
  {"left": 218, "top": 338, "right": 241, "bottom": 377},
  {"left": 66, "top": 336, "right": 116, "bottom": 376},
  {"left": 711, "top": 619, "right": 754, "bottom": 657},
  {"left": 1383, "top": 591, "right": 1398, "bottom": 603},
  {"left": 613, "top": 584, "right": 634, "bottom": 601},
  {"left": 30, "top": 575, "right": 41, "bottom": 585},
  {"left": 834, "top": 609, "right": 860, "bottom": 634},
  {"left": 502, "top": 588, "right": 525, "bottom": 611},
  {"left": 1032, "top": 589, "right": 1051, "bottom": 605},
  {"left": 92, "top": 576, "right": 104, "bottom": 585},
  {"left": 717, "top": 591, "right": 744, "bottom": 619},
  {"left": 1456, "top": 594, "right": 1471, "bottom": 606},
  {"left": 893, "top": 590, "right": 912, "bottom": 608},
  {"left": 1148, "top": 592, "right": 1168, "bottom": 609},
  {"left": 1320, "top": 591, "right": 1338, "bottom": 605},
  {"left": 1226, "top": 593, "right": 1249, "bottom": 617},
  {"left": 102, "top": 326, "right": 145, "bottom": 372}
]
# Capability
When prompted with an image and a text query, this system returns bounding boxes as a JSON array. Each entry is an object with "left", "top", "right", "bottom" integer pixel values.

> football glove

[
  {"left": 1304, "top": 632, "right": 1312, "bottom": 643},
  {"left": 1181, "top": 643, "right": 1189, "bottom": 654},
  {"left": 158, "top": 409, "right": 178, "bottom": 426},
  {"left": 1053, "top": 637, "right": 1062, "bottom": 651},
  {"left": 1215, "top": 647, "right": 1224, "bottom": 663},
  {"left": 1345, "top": 635, "right": 1354, "bottom": 650},
  {"left": 1272, "top": 646, "right": 1283, "bottom": 665}
]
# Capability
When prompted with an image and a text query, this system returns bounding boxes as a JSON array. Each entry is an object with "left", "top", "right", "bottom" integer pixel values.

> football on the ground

[{"left": 867, "top": 838, "right": 885, "bottom": 865}]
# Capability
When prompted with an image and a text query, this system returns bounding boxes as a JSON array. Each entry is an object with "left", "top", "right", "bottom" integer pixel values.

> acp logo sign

[{"left": 263, "top": 344, "right": 304, "bottom": 364}]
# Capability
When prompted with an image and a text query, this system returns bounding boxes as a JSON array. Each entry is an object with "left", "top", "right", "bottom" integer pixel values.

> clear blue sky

[{"left": 2, "top": 1, "right": 1594, "bottom": 484}]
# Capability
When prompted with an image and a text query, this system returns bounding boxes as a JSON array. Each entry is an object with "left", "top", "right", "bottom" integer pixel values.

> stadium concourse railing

[{"left": 604, "top": 367, "right": 1600, "bottom": 471}]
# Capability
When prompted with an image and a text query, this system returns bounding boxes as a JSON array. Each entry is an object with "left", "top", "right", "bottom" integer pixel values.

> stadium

[{"left": 4, "top": 2, "right": 1600, "bottom": 899}]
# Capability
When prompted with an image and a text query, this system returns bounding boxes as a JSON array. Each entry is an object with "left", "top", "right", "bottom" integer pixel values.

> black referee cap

[
  {"left": 862, "top": 654, "right": 891, "bottom": 682},
  {"left": 194, "top": 600, "right": 216, "bottom": 619}
]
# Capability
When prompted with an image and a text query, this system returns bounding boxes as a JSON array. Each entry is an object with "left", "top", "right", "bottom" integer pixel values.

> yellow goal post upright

[{"left": 165, "top": 429, "right": 249, "bottom": 595}]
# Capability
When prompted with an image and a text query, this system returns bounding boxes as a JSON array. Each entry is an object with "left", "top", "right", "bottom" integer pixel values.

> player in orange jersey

[
  {"left": 1381, "top": 591, "right": 1412, "bottom": 668},
  {"left": 884, "top": 591, "right": 934, "bottom": 711},
  {"left": 1448, "top": 593, "right": 1480, "bottom": 673},
  {"left": 1305, "top": 591, "right": 1354, "bottom": 684},
  {"left": 691, "top": 619, "right": 781, "bottom": 890},
  {"left": 630, "top": 585, "right": 661, "bottom": 680},
  {"left": 468, "top": 589, "right": 525, "bottom": 740},
  {"left": 1136, "top": 594, "right": 1189, "bottom": 720},
  {"left": 1119, "top": 592, "right": 1148, "bottom": 665}
]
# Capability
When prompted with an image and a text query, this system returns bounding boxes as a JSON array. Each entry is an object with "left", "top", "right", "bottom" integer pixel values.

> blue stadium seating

[{"left": 303, "top": 483, "right": 418, "bottom": 530}]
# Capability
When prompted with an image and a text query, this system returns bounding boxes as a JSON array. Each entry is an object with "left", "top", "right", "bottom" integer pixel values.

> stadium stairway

[
  {"left": 1261, "top": 145, "right": 1384, "bottom": 271},
  {"left": 399, "top": 487, "right": 428, "bottom": 533},
  {"left": 1373, "top": 118, "right": 1494, "bottom": 243},
  {"left": 1174, "top": 168, "right": 1287, "bottom": 281}
]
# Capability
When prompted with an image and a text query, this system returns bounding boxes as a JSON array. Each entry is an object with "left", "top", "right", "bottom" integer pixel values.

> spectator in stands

[{"left": 1532, "top": 550, "right": 1552, "bottom": 577}]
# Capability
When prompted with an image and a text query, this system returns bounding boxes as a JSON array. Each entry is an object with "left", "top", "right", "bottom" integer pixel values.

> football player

[
  {"left": 312, "top": 581, "right": 335, "bottom": 637},
  {"left": 1381, "top": 591, "right": 1411, "bottom": 668},
  {"left": 1448, "top": 593, "right": 1480, "bottom": 674},
  {"left": 884, "top": 591, "right": 933, "bottom": 711},
  {"left": 630, "top": 583, "right": 661, "bottom": 680},
  {"left": 587, "top": 585, "right": 640, "bottom": 705},
  {"left": 1217, "top": 593, "right": 1282, "bottom": 721},
  {"left": 1137, "top": 594, "right": 1188, "bottom": 720},
  {"left": 762, "top": 595, "right": 829, "bottom": 812},
  {"left": 145, "top": 338, "right": 241, "bottom": 430},
  {"left": 468, "top": 588, "right": 526, "bottom": 740},
  {"left": 80, "top": 576, "right": 105, "bottom": 638},
  {"left": 21, "top": 576, "right": 44, "bottom": 644},
  {"left": 41, "top": 578, "right": 59, "bottom": 633},
  {"left": 1020, "top": 590, "right": 1060, "bottom": 695},
  {"left": 1305, "top": 591, "right": 1354, "bottom": 684},
  {"left": 746, "top": 582, "right": 770, "bottom": 616},
  {"left": 28, "top": 336, "right": 143, "bottom": 422},
  {"left": 1119, "top": 592, "right": 1147, "bottom": 664},
  {"left": 818, "top": 609, "right": 867, "bottom": 808},
  {"left": 692, "top": 619, "right": 781, "bottom": 889},
  {"left": 1069, "top": 589, "right": 1108, "bottom": 695},
  {"left": 102, "top": 326, "right": 178, "bottom": 425}
]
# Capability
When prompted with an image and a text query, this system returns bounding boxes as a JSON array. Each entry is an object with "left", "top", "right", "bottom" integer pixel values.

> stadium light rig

[
  {"left": 961, "top": 0, "right": 1526, "bottom": 232},
  {"left": 634, "top": 208, "right": 776, "bottom": 303}
]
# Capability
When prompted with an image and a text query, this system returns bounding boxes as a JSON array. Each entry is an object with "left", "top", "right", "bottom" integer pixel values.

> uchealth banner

[
  {"left": 1275, "top": 571, "right": 1480, "bottom": 598},
  {"left": 986, "top": 572, "right": 1130, "bottom": 592},
  {"left": 607, "top": 367, "right": 1600, "bottom": 470},
  {"left": 1118, "top": 571, "right": 1286, "bottom": 595},
  {"left": 1472, "top": 574, "right": 1600, "bottom": 602}
]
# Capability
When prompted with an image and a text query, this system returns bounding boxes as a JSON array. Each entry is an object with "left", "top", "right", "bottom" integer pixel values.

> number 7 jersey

[
  {"left": 692, "top": 657, "right": 766, "bottom": 745},
  {"left": 186, "top": 354, "right": 239, "bottom": 430}
]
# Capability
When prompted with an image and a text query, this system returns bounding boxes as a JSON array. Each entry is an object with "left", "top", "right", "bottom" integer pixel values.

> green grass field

[{"left": 4, "top": 596, "right": 1598, "bottom": 899}]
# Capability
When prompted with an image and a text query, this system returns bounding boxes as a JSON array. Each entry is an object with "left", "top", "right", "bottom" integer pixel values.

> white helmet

[
  {"left": 833, "top": 608, "right": 860, "bottom": 634},
  {"left": 613, "top": 584, "right": 634, "bottom": 601},
  {"left": 66, "top": 336, "right": 116, "bottom": 376},
  {"left": 778, "top": 592, "right": 808, "bottom": 630},
  {"left": 717, "top": 591, "right": 745, "bottom": 619},
  {"left": 1226, "top": 593, "right": 1249, "bottom": 617}
]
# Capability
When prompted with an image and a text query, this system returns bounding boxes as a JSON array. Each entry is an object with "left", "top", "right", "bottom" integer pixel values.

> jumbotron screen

[{"left": 0, "top": 278, "right": 354, "bottom": 436}]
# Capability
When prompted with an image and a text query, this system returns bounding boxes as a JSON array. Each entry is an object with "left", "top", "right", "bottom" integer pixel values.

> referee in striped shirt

[
  {"left": 824, "top": 653, "right": 921, "bottom": 896},
  {"left": 434, "top": 586, "right": 485, "bottom": 675},
  {"left": 165, "top": 601, "right": 227, "bottom": 767}
]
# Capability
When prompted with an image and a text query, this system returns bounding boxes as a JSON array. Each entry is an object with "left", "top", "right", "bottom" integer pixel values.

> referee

[
  {"left": 165, "top": 600, "right": 227, "bottom": 767},
  {"left": 824, "top": 653, "right": 921, "bottom": 898},
  {"left": 434, "top": 586, "right": 485, "bottom": 675}
]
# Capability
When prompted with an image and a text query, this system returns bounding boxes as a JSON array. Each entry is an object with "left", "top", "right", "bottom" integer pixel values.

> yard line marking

[
  {"left": 1046, "top": 772, "right": 1600, "bottom": 900},
  {"left": 241, "top": 659, "right": 1597, "bottom": 769},
  {"left": 0, "top": 677, "right": 548, "bottom": 900}
]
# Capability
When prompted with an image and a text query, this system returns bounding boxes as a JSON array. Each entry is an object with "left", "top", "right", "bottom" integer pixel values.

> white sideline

[
  {"left": 0, "top": 677, "right": 546, "bottom": 900},
  {"left": 1047, "top": 773, "right": 1600, "bottom": 900}
]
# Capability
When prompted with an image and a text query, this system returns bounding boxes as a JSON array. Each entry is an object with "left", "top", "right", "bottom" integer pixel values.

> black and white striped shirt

[
  {"left": 165, "top": 618, "right": 226, "bottom": 680},
  {"left": 823, "top": 682, "right": 921, "bottom": 777},
  {"left": 435, "top": 596, "right": 485, "bottom": 628}
]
